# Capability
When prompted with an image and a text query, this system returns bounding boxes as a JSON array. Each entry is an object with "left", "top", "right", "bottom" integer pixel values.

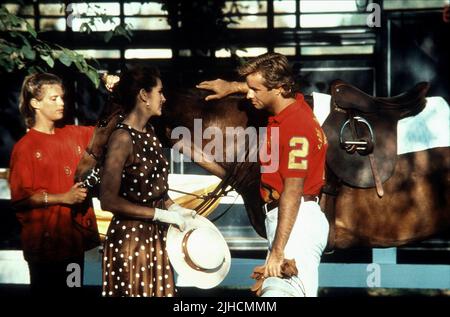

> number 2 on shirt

[{"left": 288, "top": 137, "right": 309, "bottom": 169}]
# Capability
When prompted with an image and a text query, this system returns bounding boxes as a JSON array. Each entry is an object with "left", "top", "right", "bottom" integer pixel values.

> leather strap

[{"left": 369, "top": 153, "right": 384, "bottom": 197}]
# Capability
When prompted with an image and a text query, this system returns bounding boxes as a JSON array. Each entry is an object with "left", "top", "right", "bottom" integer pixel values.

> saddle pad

[
  {"left": 312, "top": 93, "right": 450, "bottom": 154},
  {"left": 397, "top": 97, "right": 450, "bottom": 154},
  {"left": 312, "top": 92, "right": 332, "bottom": 126}
]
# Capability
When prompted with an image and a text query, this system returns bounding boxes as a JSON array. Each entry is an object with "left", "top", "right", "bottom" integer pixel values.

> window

[
  {"left": 225, "top": 1, "right": 268, "bottom": 29},
  {"left": 216, "top": 47, "right": 268, "bottom": 58},
  {"left": 124, "top": 2, "right": 169, "bottom": 30},
  {"left": 2, "top": 1, "right": 442, "bottom": 61},
  {"left": 384, "top": 0, "right": 449, "bottom": 10},
  {"left": 124, "top": 48, "right": 172, "bottom": 59}
]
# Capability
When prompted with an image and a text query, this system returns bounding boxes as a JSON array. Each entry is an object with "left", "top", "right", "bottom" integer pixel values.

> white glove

[
  {"left": 168, "top": 203, "right": 197, "bottom": 218},
  {"left": 154, "top": 208, "right": 186, "bottom": 231}
]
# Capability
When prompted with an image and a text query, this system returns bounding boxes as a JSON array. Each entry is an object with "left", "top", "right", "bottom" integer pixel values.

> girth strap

[{"left": 368, "top": 153, "right": 384, "bottom": 197}]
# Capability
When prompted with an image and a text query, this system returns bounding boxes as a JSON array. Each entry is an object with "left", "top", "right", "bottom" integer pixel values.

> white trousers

[{"left": 263, "top": 198, "right": 329, "bottom": 297}]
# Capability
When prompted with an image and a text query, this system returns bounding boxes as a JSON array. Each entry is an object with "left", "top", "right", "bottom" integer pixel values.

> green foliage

[
  {"left": 0, "top": 3, "right": 134, "bottom": 88},
  {"left": 106, "top": 24, "right": 133, "bottom": 43},
  {"left": 69, "top": 4, "right": 133, "bottom": 43},
  {"left": 0, "top": 6, "right": 101, "bottom": 87}
]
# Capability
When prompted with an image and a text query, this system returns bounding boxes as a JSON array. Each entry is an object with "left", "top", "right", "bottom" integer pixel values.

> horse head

[{"left": 155, "top": 88, "right": 269, "bottom": 237}]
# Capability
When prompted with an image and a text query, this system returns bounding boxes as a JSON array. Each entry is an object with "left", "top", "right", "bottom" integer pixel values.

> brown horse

[{"left": 75, "top": 85, "right": 450, "bottom": 249}]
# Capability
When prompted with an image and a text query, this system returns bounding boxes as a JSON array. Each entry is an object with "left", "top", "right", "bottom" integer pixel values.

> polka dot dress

[{"left": 102, "top": 123, "right": 176, "bottom": 297}]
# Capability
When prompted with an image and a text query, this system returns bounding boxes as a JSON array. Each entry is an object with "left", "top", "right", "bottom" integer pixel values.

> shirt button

[{"left": 64, "top": 166, "right": 72, "bottom": 176}]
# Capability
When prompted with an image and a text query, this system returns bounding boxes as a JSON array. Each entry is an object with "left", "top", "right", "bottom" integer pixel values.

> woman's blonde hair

[{"left": 19, "top": 73, "right": 63, "bottom": 128}]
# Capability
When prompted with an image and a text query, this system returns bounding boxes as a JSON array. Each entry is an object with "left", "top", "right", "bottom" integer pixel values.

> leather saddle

[{"left": 322, "top": 79, "right": 429, "bottom": 195}]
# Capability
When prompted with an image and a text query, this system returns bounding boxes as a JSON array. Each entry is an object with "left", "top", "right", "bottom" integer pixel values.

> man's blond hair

[{"left": 238, "top": 53, "right": 296, "bottom": 98}]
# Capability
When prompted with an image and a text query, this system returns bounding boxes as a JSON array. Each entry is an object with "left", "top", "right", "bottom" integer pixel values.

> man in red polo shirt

[{"left": 198, "top": 53, "right": 329, "bottom": 296}]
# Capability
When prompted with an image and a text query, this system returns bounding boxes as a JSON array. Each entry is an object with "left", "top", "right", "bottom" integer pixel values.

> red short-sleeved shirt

[
  {"left": 9, "top": 125, "right": 99, "bottom": 262},
  {"left": 259, "top": 94, "right": 328, "bottom": 202}
]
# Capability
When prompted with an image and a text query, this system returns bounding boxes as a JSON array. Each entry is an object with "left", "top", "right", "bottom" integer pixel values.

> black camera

[{"left": 81, "top": 167, "right": 101, "bottom": 189}]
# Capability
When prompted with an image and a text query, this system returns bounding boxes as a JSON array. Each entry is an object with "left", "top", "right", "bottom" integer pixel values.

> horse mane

[{"left": 97, "top": 98, "right": 123, "bottom": 127}]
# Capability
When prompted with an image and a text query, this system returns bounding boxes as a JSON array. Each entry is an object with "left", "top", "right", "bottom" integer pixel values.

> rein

[
  {"left": 168, "top": 187, "right": 229, "bottom": 200},
  {"left": 168, "top": 145, "right": 257, "bottom": 222}
]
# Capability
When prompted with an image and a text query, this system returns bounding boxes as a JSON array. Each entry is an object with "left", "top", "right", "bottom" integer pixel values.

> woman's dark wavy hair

[{"left": 110, "top": 65, "right": 161, "bottom": 115}]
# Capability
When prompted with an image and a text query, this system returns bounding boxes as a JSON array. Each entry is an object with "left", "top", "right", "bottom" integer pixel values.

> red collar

[{"left": 268, "top": 93, "right": 306, "bottom": 125}]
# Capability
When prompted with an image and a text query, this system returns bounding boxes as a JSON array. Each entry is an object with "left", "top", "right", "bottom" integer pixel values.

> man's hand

[
  {"left": 264, "top": 249, "right": 284, "bottom": 277},
  {"left": 62, "top": 182, "right": 88, "bottom": 205},
  {"left": 196, "top": 79, "right": 245, "bottom": 101},
  {"left": 102, "top": 73, "right": 120, "bottom": 92}
]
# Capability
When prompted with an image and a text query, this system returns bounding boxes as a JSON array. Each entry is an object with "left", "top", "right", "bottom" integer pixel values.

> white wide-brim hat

[{"left": 166, "top": 215, "right": 231, "bottom": 289}]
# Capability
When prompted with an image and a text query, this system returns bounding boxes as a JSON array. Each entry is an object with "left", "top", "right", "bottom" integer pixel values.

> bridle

[{"left": 171, "top": 146, "right": 257, "bottom": 222}]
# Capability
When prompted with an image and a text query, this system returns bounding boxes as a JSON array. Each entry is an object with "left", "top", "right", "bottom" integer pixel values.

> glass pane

[
  {"left": 125, "top": 49, "right": 172, "bottom": 59},
  {"left": 224, "top": 1, "right": 267, "bottom": 14},
  {"left": 6, "top": 18, "right": 34, "bottom": 31},
  {"left": 384, "top": 0, "right": 448, "bottom": 10},
  {"left": 71, "top": 17, "right": 120, "bottom": 32},
  {"left": 40, "top": 18, "right": 66, "bottom": 31},
  {"left": 274, "top": 0, "right": 296, "bottom": 13},
  {"left": 216, "top": 47, "right": 268, "bottom": 58},
  {"left": 125, "top": 17, "right": 170, "bottom": 30},
  {"left": 301, "top": 45, "right": 374, "bottom": 55},
  {"left": 179, "top": 49, "right": 192, "bottom": 57},
  {"left": 39, "top": 4, "right": 65, "bottom": 16},
  {"left": 236, "top": 47, "right": 268, "bottom": 57},
  {"left": 3, "top": 4, "right": 19, "bottom": 14},
  {"left": 300, "top": 0, "right": 360, "bottom": 13},
  {"left": 26, "top": 19, "right": 34, "bottom": 30},
  {"left": 300, "top": 13, "right": 368, "bottom": 28},
  {"left": 67, "top": 2, "right": 120, "bottom": 17},
  {"left": 76, "top": 49, "right": 121, "bottom": 59},
  {"left": 274, "top": 15, "right": 296, "bottom": 28},
  {"left": 215, "top": 48, "right": 231, "bottom": 58},
  {"left": 229, "top": 15, "right": 267, "bottom": 28},
  {"left": 4, "top": 4, "right": 34, "bottom": 16},
  {"left": 274, "top": 47, "right": 296, "bottom": 56},
  {"left": 124, "top": 2, "right": 168, "bottom": 15}
]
